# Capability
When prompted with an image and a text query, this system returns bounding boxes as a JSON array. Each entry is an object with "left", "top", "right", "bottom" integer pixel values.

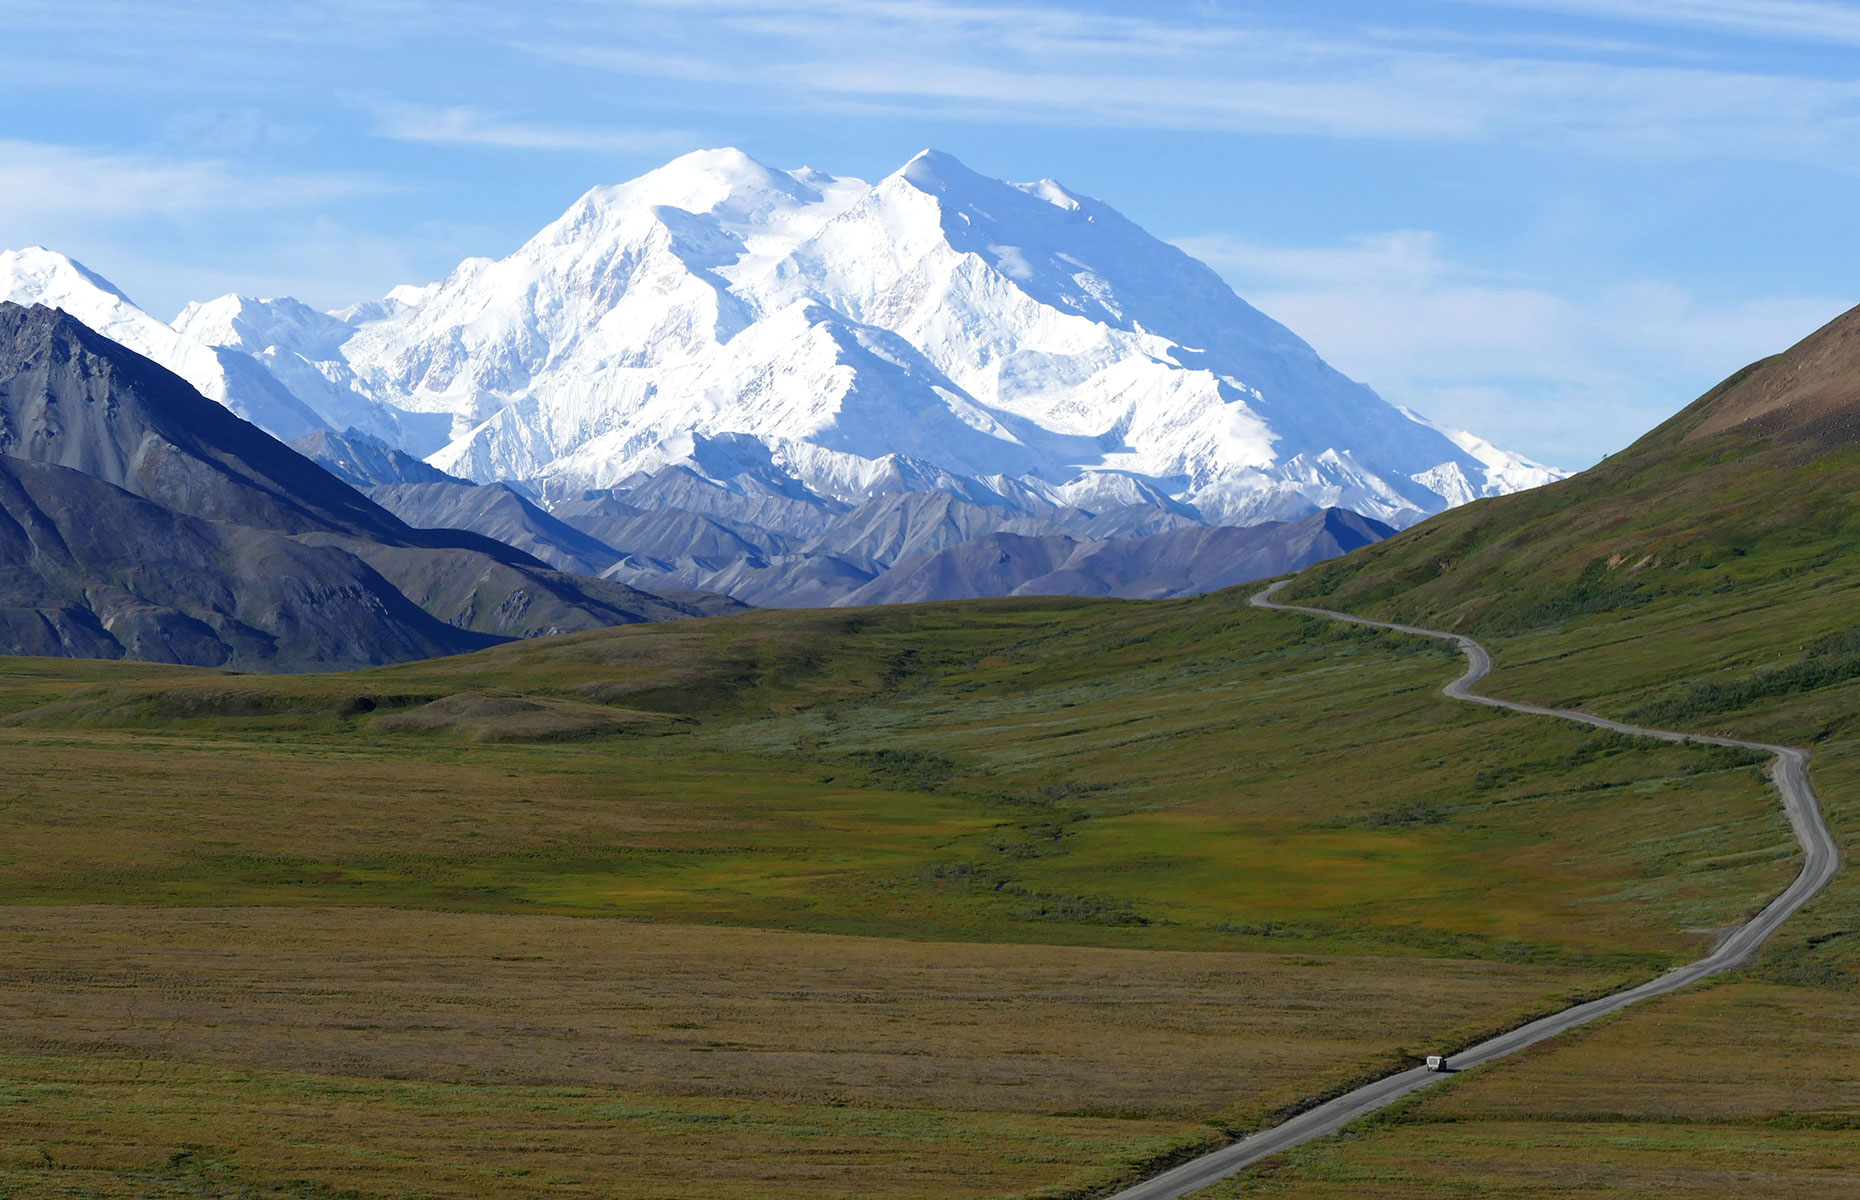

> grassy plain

[
  {"left": 0, "top": 588, "right": 1805, "bottom": 1197},
  {"left": 0, "top": 907, "right": 1620, "bottom": 1199},
  {"left": 1205, "top": 978, "right": 1860, "bottom": 1199},
  {"left": 0, "top": 595, "right": 1792, "bottom": 961}
]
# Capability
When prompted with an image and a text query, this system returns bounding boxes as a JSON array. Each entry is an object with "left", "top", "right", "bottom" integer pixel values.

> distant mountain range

[
  {"left": 312, "top": 439, "right": 1392, "bottom": 608},
  {"left": 160, "top": 149, "right": 1557, "bottom": 526},
  {"left": 0, "top": 300, "right": 1395, "bottom": 667},
  {"left": 0, "top": 149, "right": 1565, "bottom": 630}
]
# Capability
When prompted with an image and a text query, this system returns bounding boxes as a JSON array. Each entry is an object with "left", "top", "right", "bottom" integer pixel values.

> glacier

[{"left": 0, "top": 148, "right": 1562, "bottom": 533}]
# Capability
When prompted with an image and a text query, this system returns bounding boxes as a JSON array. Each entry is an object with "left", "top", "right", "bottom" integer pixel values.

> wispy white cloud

[
  {"left": 1446, "top": 0, "right": 1860, "bottom": 45},
  {"left": 522, "top": 0, "right": 1860, "bottom": 164},
  {"left": 13, "top": 1, "right": 1860, "bottom": 165},
  {"left": 365, "top": 101, "right": 692, "bottom": 154},
  {"left": 0, "top": 139, "right": 403, "bottom": 318},
  {"left": 0, "top": 139, "right": 380, "bottom": 223},
  {"left": 1177, "top": 230, "right": 1850, "bottom": 465}
]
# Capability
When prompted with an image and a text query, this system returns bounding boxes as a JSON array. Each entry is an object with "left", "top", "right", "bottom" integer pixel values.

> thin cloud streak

[
  {"left": 524, "top": 2, "right": 1860, "bottom": 164},
  {"left": 1178, "top": 229, "right": 1850, "bottom": 465},
  {"left": 1447, "top": 0, "right": 1860, "bottom": 45},
  {"left": 366, "top": 101, "right": 692, "bottom": 154},
  {"left": 0, "top": 140, "right": 384, "bottom": 221}
]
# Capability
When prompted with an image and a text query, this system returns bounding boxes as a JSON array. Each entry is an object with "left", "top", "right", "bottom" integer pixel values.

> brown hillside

[{"left": 1670, "top": 303, "right": 1860, "bottom": 450}]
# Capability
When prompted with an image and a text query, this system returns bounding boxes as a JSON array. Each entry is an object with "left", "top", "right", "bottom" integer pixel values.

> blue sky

[{"left": 5, "top": 0, "right": 1859, "bottom": 468}]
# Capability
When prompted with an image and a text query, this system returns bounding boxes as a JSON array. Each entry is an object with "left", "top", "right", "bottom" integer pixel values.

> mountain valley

[{"left": 0, "top": 142, "right": 1854, "bottom": 1200}]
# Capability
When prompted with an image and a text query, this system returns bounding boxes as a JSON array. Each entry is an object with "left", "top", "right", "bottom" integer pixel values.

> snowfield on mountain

[{"left": 1, "top": 149, "right": 1559, "bottom": 533}]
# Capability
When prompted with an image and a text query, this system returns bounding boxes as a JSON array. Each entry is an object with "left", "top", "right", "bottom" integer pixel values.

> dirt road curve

[{"left": 1103, "top": 581, "right": 1842, "bottom": 1200}]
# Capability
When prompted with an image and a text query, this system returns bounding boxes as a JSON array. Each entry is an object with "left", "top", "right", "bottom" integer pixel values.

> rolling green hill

[
  {"left": 1244, "top": 305, "right": 1860, "bottom": 1199},
  {"left": 1290, "top": 302, "right": 1860, "bottom": 666}
]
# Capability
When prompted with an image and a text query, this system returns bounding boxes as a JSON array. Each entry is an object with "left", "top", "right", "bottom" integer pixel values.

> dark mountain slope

[
  {"left": 0, "top": 302, "right": 407, "bottom": 538},
  {"left": 342, "top": 541, "right": 743, "bottom": 636},
  {"left": 1019, "top": 509, "right": 1393, "bottom": 600},
  {"left": 0, "top": 303, "right": 637, "bottom": 575},
  {"left": 0, "top": 455, "right": 495, "bottom": 669},
  {"left": 836, "top": 531, "right": 1075, "bottom": 606},
  {"left": 1287, "top": 302, "right": 1860, "bottom": 635},
  {"left": 0, "top": 303, "right": 738, "bottom": 666}
]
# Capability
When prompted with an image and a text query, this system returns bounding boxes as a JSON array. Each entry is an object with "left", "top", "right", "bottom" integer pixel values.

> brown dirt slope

[{"left": 1677, "top": 302, "right": 1860, "bottom": 448}]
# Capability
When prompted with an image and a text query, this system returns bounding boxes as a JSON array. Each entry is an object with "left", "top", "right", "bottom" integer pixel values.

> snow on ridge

[
  {"left": 1397, "top": 406, "right": 1567, "bottom": 496},
  {"left": 0, "top": 248, "right": 332, "bottom": 441},
  {"left": 355, "top": 146, "right": 1562, "bottom": 527},
  {"left": 2, "top": 149, "right": 1562, "bottom": 533}
]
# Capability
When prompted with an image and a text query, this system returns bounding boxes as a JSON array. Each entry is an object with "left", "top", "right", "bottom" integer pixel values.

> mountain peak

[
  {"left": 897, "top": 148, "right": 987, "bottom": 195},
  {"left": 661, "top": 145, "right": 778, "bottom": 179},
  {"left": 574, "top": 146, "right": 826, "bottom": 229},
  {"left": 0, "top": 246, "right": 134, "bottom": 305},
  {"left": 147, "top": 150, "right": 1561, "bottom": 530}
]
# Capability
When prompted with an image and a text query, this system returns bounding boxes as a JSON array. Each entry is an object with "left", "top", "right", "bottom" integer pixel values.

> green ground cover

[
  {"left": 0, "top": 583, "right": 1807, "bottom": 1197},
  {"left": 0, "top": 592, "right": 1789, "bottom": 965}
]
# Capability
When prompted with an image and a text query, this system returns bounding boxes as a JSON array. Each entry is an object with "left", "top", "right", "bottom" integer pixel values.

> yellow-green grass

[
  {"left": 1200, "top": 976, "right": 1860, "bottom": 1198},
  {"left": 0, "top": 906, "right": 1634, "bottom": 1199},
  {"left": 0, "top": 592, "right": 1790, "bottom": 966},
  {"left": 1263, "top": 356, "right": 1860, "bottom": 1193},
  {"left": 1299, "top": 536, "right": 1860, "bottom": 983},
  {"left": 0, "top": 588, "right": 1818, "bottom": 1198},
  {"left": 1208, "top": 582, "right": 1860, "bottom": 1194},
  {"left": 0, "top": 1055, "right": 1198, "bottom": 1200}
]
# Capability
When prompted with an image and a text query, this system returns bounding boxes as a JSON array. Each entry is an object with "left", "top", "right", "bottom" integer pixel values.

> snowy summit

[{"left": 2, "top": 150, "right": 1560, "bottom": 528}]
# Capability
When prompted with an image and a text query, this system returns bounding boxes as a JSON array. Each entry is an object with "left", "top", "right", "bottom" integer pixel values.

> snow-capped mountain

[
  {"left": 0, "top": 247, "right": 331, "bottom": 441},
  {"left": 183, "top": 149, "right": 1561, "bottom": 528},
  {"left": 0, "top": 247, "right": 420, "bottom": 446},
  {"left": 172, "top": 292, "right": 443, "bottom": 448},
  {"left": 3, "top": 150, "right": 1559, "bottom": 534}
]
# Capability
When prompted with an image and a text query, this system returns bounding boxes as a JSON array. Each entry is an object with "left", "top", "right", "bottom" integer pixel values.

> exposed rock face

[
  {"left": 0, "top": 303, "right": 739, "bottom": 669},
  {"left": 0, "top": 455, "right": 496, "bottom": 669}
]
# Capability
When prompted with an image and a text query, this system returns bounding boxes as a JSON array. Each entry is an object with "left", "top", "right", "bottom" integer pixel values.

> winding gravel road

[{"left": 1104, "top": 581, "right": 1842, "bottom": 1200}]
